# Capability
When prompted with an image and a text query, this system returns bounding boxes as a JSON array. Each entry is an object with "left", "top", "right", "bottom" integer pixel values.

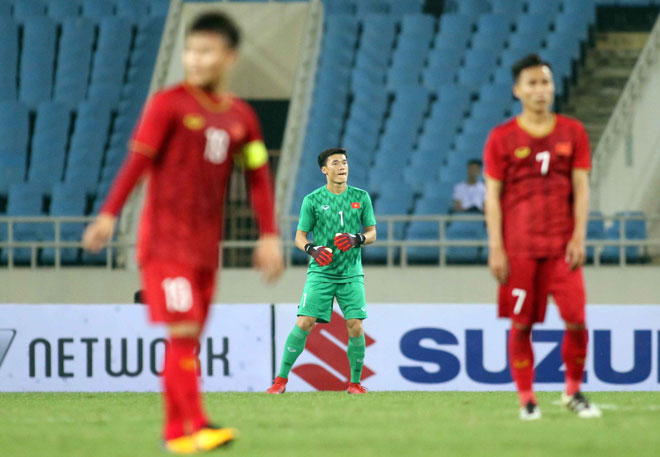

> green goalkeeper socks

[
  {"left": 347, "top": 334, "right": 366, "bottom": 383},
  {"left": 278, "top": 325, "right": 310, "bottom": 379}
]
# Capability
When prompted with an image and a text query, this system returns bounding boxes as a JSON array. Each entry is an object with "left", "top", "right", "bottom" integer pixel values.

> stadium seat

[
  {"left": 586, "top": 211, "right": 605, "bottom": 263},
  {"left": 601, "top": 212, "right": 648, "bottom": 263},
  {"left": 54, "top": 17, "right": 95, "bottom": 108},
  {"left": 489, "top": 0, "right": 525, "bottom": 16},
  {"left": 1, "top": 183, "right": 46, "bottom": 264},
  {"left": 48, "top": 0, "right": 82, "bottom": 21},
  {"left": 41, "top": 183, "right": 87, "bottom": 264},
  {"left": 82, "top": 0, "right": 115, "bottom": 20},
  {"left": 117, "top": 0, "right": 149, "bottom": 23},
  {"left": 13, "top": 0, "right": 47, "bottom": 22},
  {"left": 527, "top": 0, "right": 561, "bottom": 15},
  {"left": 400, "top": 14, "right": 436, "bottom": 44},
  {"left": 445, "top": 220, "right": 487, "bottom": 264},
  {"left": 0, "top": 101, "right": 30, "bottom": 158},
  {"left": 355, "top": 0, "right": 389, "bottom": 16},
  {"left": 323, "top": 0, "right": 354, "bottom": 15},
  {"left": 0, "top": 17, "right": 18, "bottom": 101},
  {"left": 28, "top": 101, "right": 71, "bottom": 187},
  {"left": 19, "top": 16, "right": 57, "bottom": 108},
  {"left": 385, "top": 0, "right": 424, "bottom": 15}
]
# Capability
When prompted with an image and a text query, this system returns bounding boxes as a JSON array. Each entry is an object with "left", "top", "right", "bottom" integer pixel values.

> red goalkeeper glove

[
  {"left": 334, "top": 232, "right": 366, "bottom": 252},
  {"left": 304, "top": 243, "right": 333, "bottom": 266}
]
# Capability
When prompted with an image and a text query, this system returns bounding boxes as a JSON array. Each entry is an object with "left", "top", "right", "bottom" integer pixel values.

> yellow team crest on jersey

[
  {"left": 183, "top": 113, "right": 206, "bottom": 130},
  {"left": 514, "top": 146, "right": 531, "bottom": 159}
]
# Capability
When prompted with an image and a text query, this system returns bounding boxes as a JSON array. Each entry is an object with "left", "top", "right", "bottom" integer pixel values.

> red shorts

[
  {"left": 498, "top": 256, "right": 586, "bottom": 325},
  {"left": 141, "top": 260, "right": 217, "bottom": 324}
]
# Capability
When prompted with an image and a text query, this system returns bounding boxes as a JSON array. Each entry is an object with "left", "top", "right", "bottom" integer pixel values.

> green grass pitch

[{"left": 0, "top": 392, "right": 658, "bottom": 457}]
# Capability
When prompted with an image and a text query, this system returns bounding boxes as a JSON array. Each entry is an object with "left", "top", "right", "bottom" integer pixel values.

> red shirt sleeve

[
  {"left": 130, "top": 91, "right": 175, "bottom": 158},
  {"left": 99, "top": 91, "right": 175, "bottom": 216},
  {"left": 572, "top": 122, "right": 591, "bottom": 170},
  {"left": 484, "top": 129, "right": 505, "bottom": 180}
]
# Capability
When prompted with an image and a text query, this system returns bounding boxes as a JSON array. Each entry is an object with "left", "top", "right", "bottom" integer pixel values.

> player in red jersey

[
  {"left": 82, "top": 12, "right": 284, "bottom": 453},
  {"left": 483, "top": 54, "right": 601, "bottom": 420}
]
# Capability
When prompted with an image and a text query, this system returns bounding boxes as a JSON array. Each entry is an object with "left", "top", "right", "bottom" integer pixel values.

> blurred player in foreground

[
  {"left": 267, "top": 148, "right": 376, "bottom": 395},
  {"left": 484, "top": 54, "right": 601, "bottom": 420},
  {"left": 83, "top": 12, "right": 284, "bottom": 454}
]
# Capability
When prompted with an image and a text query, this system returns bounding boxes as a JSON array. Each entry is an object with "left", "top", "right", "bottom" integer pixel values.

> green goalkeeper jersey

[{"left": 297, "top": 185, "right": 376, "bottom": 282}]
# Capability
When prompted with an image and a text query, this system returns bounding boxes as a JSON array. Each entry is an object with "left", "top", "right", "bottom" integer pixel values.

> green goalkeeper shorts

[{"left": 297, "top": 279, "right": 367, "bottom": 323}]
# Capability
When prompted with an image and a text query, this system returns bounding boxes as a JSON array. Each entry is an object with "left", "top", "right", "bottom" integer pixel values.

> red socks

[
  {"left": 162, "top": 337, "right": 208, "bottom": 440},
  {"left": 562, "top": 327, "right": 588, "bottom": 396},
  {"left": 508, "top": 327, "right": 536, "bottom": 406}
]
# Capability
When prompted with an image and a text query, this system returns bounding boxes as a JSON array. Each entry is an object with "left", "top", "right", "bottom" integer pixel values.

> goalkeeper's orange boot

[
  {"left": 266, "top": 376, "right": 288, "bottom": 394},
  {"left": 347, "top": 383, "right": 368, "bottom": 394},
  {"left": 163, "top": 435, "right": 197, "bottom": 455},
  {"left": 194, "top": 424, "right": 237, "bottom": 451}
]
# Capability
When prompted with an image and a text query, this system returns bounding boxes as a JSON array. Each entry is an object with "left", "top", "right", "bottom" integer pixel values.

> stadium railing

[{"left": 0, "top": 214, "right": 657, "bottom": 269}]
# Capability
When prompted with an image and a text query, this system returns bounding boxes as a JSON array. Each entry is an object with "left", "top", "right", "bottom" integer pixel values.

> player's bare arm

[
  {"left": 253, "top": 234, "right": 284, "bottom": 283},
  {"left": 362, "top": 225, "right": 376, "bottom": 246},
  {"left": 82, "top": 212, "right": 117, "bottom": 253},
  {"left": 485, "top": 176, "right": 509, "bottom": 284},
  {"left": 566, "top": 168, "right": 590, "bottom": 269}
]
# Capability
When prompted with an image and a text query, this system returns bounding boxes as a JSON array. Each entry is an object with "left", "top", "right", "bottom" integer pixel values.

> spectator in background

[{"left": 452, "top": 159, "right": 486, "bottom": 213}]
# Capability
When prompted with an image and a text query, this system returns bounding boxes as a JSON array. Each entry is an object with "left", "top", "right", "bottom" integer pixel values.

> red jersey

[
  {"left": 102, "top": 83, "right": 276, "bottom": 270},
  {"left": 483, "top": 114, "right": 591, "bottom": 258}
]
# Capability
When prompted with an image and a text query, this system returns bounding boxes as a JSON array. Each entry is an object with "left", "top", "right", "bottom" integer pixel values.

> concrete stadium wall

[
  {"left": 1, "top": 266, "right": 658, "bottom": 305},
  {"left": 594, "top": 29, "right": 660, "bottom": 217},
  {"left": 167, "top": 2, "right": 309, "bottom": 99}
]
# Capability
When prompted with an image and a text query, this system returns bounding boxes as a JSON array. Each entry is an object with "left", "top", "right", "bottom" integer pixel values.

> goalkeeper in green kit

[{"left": 267, "top": 148, "right": 376, "bottom": 394}]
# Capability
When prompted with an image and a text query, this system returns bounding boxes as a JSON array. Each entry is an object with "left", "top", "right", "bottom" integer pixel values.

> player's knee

[
  {"left": 296, "top": 316, "right": 316, "bottom": 332},
  {"left": 346, "top": 319, "right": 363, "bottom": 337},
  {"left": 169, "top": 321, "right": 201, "bottom": 339},
  {"left": 512, "top": 321, "right": 532, "bottom": 331},
  {"left": 565, "top": 320, "right": 585, "bottom": 330}
]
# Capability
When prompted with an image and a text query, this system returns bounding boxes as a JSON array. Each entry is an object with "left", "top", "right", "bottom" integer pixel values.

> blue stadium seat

[
  {"left": 492, "top": 66, "right": 513, "bottom": 84},
  {"left": 515, "top": 13, "right": 553, "bottom": 35},
  {"left": 148, "top": 0, "right": 170, "bottom": 15},
  {"left": 445, "top": 220, "right": 487, "bottom": 264},
  {"left": 563, "top": 0, "right": 596, "bottom": 25},
  {"left": 117, "top": 0, "right": 149, "bottom": 23},
  {"left": 355, "top": 0, "right": 389, "bottom": 16},
  {"left": 0, "top": 101, "right": 30, "bottom": 163},
  {"left": 323, "top": 0, "right": 355, "bottom": 15},
  {"left": 472, "top": 14, "right": 512, "bottom": 50},
  {"left": 457, "top": 65, "right": 494, "bottom": 91},
  {"left": 41, "top": 183, "right": 87, "bottom": 264},
  {"left": 0, "top": 17, "right": 18, "bottom": 101},
  {"left": 527, "top": 0, "right": 561, "bottom": 15},
  {"left": 545, "top": 33, "right": 582, "bottom": 62},
  {"left": 28, "top": 101, "right": 71, "bottom": 187},
  {"left": 54, "top": 18, "right": 96, "bottom": 107},
  {"left": 1, "top": 183, "right": 46, "bottom": 264},
  {"left": 489, "top": 0, "right": 525, "bottom": 16},
  {"left": 436, "top": 14, "right": 473, "bottom": 50},
  {"left": 435, "top": 84, "right": 473, "bottom": 116},
  {"left": 385, "top": 0, "right": 424, "bottom": 15},
  {"left": 19, "top": 16, "right": 57, "bottom": 108},
  {"left": 554, "top": 13, "right": 591, "bottom": 44},
  {"left": 48, "top": 0, "right": 81, "bottom": 21},
  {"left": 13, "top": 0, "right": 47, "bottom": 22},
  {"left": 464, "top": 49, "right": 499, "bottom": 69},
  {"left": 601, "top": 212, "right": 647, "bottom": 263},
  {"left": 82, "top": 0, "right": 115, "bottom": 20},
  {"left": 507, "top": 32, "right": 545, "bottom": 52},
  {"left": 400, "top": 14, "right": 435, "bottom": 44},
  {"left": 0, "top": 0, "right": 11, "bottom": 16},
  {"left": 586, "top": 211, "right": 604, "bottom": 263},
  {"left": 447, "top": 0, "right": 490, "bottom": 20},
  {"left": 90, "top": 17, "right": 132, "bottom": 87}
]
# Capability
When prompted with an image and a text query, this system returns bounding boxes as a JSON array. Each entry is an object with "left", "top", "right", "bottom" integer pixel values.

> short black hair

[
  {"left": 318, "top": 148, "right": 347, "bottom": 169},
  {"left": 511, "top": 54, "right": 551, "bottom": 81},
  {"left": 187, "top": 12, "right": 241, "bottom": 49},
  {"left": 467, "top": 159, "right": 482, "bottom": 167}
]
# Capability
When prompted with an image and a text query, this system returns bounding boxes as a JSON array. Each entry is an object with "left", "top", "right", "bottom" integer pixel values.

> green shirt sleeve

[
  {"left": 297, "top": 196, "right": 315, "bottom": 232},
  {"left": 362, "top": 192, "right": 376, "bottom": 227}
]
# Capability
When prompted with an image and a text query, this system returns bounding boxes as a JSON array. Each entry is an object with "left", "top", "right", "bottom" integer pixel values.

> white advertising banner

[
  {"left": 0, "top": 304, "right": 272, "bottom": 392},
  {"left": 274, "top": 304, "right": 660, "bottom": 392}
]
